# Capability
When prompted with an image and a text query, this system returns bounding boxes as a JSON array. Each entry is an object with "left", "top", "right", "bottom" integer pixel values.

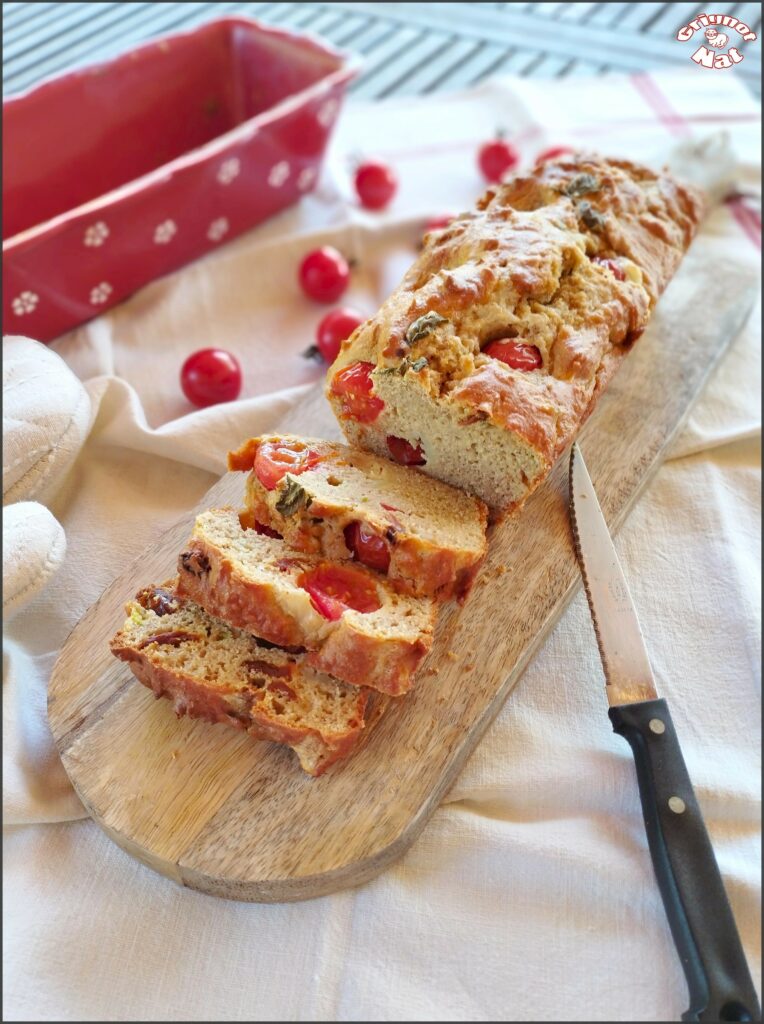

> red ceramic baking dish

[{"left": 2, "top": 17, "right": 356, "bottom": 342}]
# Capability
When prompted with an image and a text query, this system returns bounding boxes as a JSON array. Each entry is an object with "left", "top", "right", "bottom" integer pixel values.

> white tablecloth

[{"left": 3, "top": 70, "right": 761, "bottom": 1022}]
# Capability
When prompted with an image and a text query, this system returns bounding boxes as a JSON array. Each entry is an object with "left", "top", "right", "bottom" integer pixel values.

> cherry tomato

[
  {"left": 591, "top": 256, "right": 626, "bottom": 282},
  {"left": 478, "top": 138, "right": 520, "bottom": 183},
  {"left": 354, "top": 159, "right": 398, "bottom": 210},
  {"left": 343, "top": 521, "right": 391, "bottom": 574},
  {"left": 254, "top": 441, "right": 322, "bottom": 491},
  {"left": 330, "top": 361, "right": 385, "bottom": 423},
  {"left": 386, "top": 435, "right": 426, "bottom": 466},
  {"left": 536, "top": 145, "right": 574, "bottom": 164},
  {"left": 484, "top": 339, "right": 542, "bottom": 371},
  {"left": 298, "top": 246, "right": 350, "bottom": 303},
  {"left": 316, "top": 307, "right": 365, "bottom": 364},
  {"left": 298, "top": 564, "right": 381, "bottom": 621},
  {"left": 180, "top": 348, "right": 242, "bottom": 408}
]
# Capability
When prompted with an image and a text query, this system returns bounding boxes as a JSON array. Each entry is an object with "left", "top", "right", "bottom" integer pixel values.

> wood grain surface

[{"left": 48, "top": 247, "right": 757, "bottom": 902}]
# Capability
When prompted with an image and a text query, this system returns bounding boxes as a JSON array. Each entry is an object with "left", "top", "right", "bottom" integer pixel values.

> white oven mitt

[
  {"left": 3, "top": 335, "right": 91, "bottom": 618},
  {"left": 3, "top": 502, "right": 66, "bottom": 621},
  {"left": 3, "top": 335, "right": 92, "bottom": 505}
]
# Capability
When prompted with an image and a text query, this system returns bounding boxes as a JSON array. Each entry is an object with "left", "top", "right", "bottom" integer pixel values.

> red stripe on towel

[
  {"left": 630, "top": 73, "right": 693, "bottom": 138},
  {"left": 726, "top": 197, "right": 762, "bottom": 250}
]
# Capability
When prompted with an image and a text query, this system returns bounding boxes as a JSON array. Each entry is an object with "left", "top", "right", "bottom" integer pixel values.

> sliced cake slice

[
  {"left": 175, "top": 508, "right": 436, "bottom": 696},
  {"left": 109, "top": 582, "right": 384, "bottom": 776},
  {"left": 228, "top": 434, "right": 488, "bottom": 601}
]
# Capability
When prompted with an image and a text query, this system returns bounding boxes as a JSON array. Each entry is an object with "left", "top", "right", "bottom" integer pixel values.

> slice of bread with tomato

[
  {"left": 110, "top": 583, "right": 385, "bottom": 775},
  {"left": 175, "top": 507, "right": 436, "bottom": 696},
  {"left": 228, "top": 435, "right": 488, "bottom": 602}
]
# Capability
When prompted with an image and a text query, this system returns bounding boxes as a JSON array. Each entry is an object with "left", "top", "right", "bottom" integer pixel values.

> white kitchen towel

[{"left": 3, "top": 69, "right": 761, "bottom": 1022}]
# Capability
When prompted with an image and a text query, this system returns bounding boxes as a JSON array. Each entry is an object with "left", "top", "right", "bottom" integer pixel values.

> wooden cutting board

[{"left": 48, "top": 248, "right": 756, "bottom": 902}]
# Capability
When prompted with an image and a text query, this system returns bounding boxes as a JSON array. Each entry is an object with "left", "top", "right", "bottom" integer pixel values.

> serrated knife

[{"left": 569, "top": 443, "right": 761, "bottom": 1023}]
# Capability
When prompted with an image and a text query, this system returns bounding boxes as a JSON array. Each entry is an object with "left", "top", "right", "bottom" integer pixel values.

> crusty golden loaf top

[{"left": 327, "top": 153, "right": 704, "bottom": 475}]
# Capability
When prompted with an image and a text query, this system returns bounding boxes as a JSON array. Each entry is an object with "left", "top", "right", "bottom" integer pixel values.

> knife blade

[
  {"left": 569, "top": 443, "right": 657, "bottom": 707},
  {"left": 569, "top": 444, "right": 761, "bottom": 1024}
]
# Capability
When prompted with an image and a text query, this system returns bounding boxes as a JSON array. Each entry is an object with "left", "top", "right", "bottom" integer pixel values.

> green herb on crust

[
  {"left": 565, "top": 174, "right": 600, "bottom": 198},
  {"left": 405, "top": 312, "right": 448, "bottom": 345},
  {"left": 379, "top": 355, "right": 429, "bottom": 376},
  {"left": 276, "top": 476, "right": 311, "bottom": 517},
  {"left": 577, "top": 201, "right": 606, "bottom": 230}
]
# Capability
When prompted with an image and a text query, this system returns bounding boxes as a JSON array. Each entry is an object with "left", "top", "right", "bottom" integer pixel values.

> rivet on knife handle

[{"left": 609, "top": 697, "right": 760, "bottom": 1022}]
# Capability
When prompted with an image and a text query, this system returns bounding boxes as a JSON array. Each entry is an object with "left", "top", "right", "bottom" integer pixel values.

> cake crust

[{"left": 326, "top": 153, "right": 704, "bottom": 512}]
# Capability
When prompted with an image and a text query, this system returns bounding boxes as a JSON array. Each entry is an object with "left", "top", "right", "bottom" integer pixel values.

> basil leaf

[
  {"left": 564, "top": 173, "right": 600, "bottom": 197},
  {"left": 275, "top": 475, "right": 311, "bottom": 517},
  {"left": 405, "top": 311, "right": 448, "bottom": 345},
  {"left": 577, "top": 201, "right": 606, "bottom": 231},
  {"left": 396, "top": 355, "right": 431, "bottom": 375}
]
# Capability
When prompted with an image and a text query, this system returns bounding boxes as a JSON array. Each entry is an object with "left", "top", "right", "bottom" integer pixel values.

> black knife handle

[{"left": 609, "top": 698, "right": 760, "bottom": 1022}]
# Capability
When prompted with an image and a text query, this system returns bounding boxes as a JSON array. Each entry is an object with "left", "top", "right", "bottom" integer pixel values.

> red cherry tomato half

[
  {"left": 316, "top": 307, "right": 365, "bottom": 364},
  {"left": 330, "top": 361, "right": 385, "bottom": 423},
  {"left": 343, "top": 521, "right": 391, "bottom": 574},
  {"left": 536, "top": 145, "right": 574, "bottom": 164},
  {"left": 298, "top": 564, "right": 381, "bottom": 621},
  {"left": 484, "top": 339, "right": 543, "bottom": 371},
  {"left": 180, "top": 348, "right": 242, "bottom": 408},
  {"left": 354, "top": 160, "right": 398, "bottom": 210},
  {"left": 478, "top": 139, "right": 520, "bottom": 183},
  {"left": 591, "top": 256, "right": 626, "bottom": 282},
  {"left": 254, "top": 441, "right": 322, "bottom": 491},
  {"left": 298, "top": 246, "right": 350, "bottom": 303},
  {"left": 386, "top": 435, "right": 426, "bottom": 466}
]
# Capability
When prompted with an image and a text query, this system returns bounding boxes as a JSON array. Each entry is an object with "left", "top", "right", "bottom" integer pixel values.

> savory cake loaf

[
  {"left": 326, "top": 153, "right": 704, "bottom": 513},
  {"left": 175, "top": 507, "right": 436, "bottom": 695},
  {"left": 228, "top": 434, "right": 488, "bottom": 601},
  {"left": 110, "top": 584, "right": 383, "bottom": 776}
]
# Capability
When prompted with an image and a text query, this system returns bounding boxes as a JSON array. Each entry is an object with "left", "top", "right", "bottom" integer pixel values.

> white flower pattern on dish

[
  {"left": 217, "top": 157, "right": 240, "bottom": 185},
  {"left": 207, "top": 217, "right": 229, "bottom": 242},
  {"left": 12, "top": 291, "right": 39, "bottom": 316},
  {"left": 297, "top": 167, "right": 317, "bottom": 191},
  {"left": 90, "top": 282, "right": 113, "bottom": 305},
  {"left": 268, "top": 161, "right": 290, "bottom": 188},
  {"left": 153, "top": 220, "right": 177, "bottom": 245},
  {"left": 84, "top": 221, "right": 109, "bottom": 247},
  {"left": 317, "top": 97, "right": 339, "bottom": 128}
]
